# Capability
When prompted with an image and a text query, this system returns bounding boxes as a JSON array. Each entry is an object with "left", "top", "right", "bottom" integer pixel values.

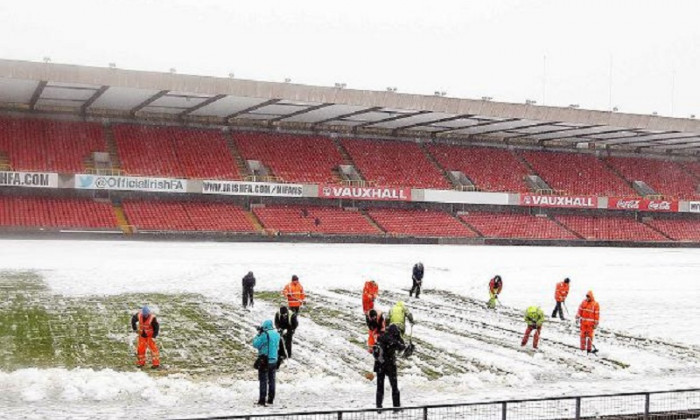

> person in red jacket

[
  {"left": 576, "top": 290, "right": 600, "bottom": 353},
  {"left": 362, "top": 280, "right": 379, "bottom": 314},
  {"left": 282, "top": 275, "right": 306, "bottom": 313},
  {"left": 131, "top": 306, "right": 160, "bottom": 368},
  {"left": 487, "top": 275, "right": 503, "bottom": 309},
  {"left": 551, "top": 278, "right": 570, "bottom": 320}
]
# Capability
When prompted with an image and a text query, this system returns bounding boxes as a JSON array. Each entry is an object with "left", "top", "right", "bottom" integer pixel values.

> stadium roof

[{"left": 1, "top": 58, "right": 699, "bottom": 156}]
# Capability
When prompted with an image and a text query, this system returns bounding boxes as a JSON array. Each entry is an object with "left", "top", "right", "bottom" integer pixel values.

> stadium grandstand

[{"left": 1, "top": 58, "right": 699, "bottom": 246}]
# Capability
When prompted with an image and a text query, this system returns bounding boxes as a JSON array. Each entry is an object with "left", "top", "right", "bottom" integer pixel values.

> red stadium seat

[
  {"left": 367, "top": 208, "right": 477, "bottom": 237},
  {"left": 0, "top": 196, "right": 117, "bottom": 229},
  {"left": 520, "top": 150, "right": 635, "bottom": 196},
  {"left": 460, "top": 212, "right": 578, "bottom": 240},
  {"left": 233, "top": 132, "right": 343, "bottom": 184},
  {"left": 122, "top": 200, "right": 256, "bottom": 232},
  {"left": 554, "top": 214, "right": 668, "bottom": 241},
  {"left": 427, "top": 144, "right": 530, "bottom": 192},
  {"left": 253, "top": 205, "right": 380, "bottom": 235},
  {"left": 0, "top": 117, "right": 106, "bottom": 172},
  {"left": 604, "top": 156, "right": 699, "bottom": 199},
  {"left": 113, "top": 125, "right": 240, "bottom": 179},
  {"left": 644, "top": 218, "right": 700, "bottom": 241},
  {"left": 343, "top": 139, "right": 450, "bottom": 189}
]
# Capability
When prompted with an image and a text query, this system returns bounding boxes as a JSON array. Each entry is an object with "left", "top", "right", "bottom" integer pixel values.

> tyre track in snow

[
  {"left": 417, "top": 289, "right": 700, "bottom": 364},
  {"left": 332, "top": 288, "right": 627, "bottom": 372},
  {"left": 310, "top": 290, "right": 508, "bottom": 379}
]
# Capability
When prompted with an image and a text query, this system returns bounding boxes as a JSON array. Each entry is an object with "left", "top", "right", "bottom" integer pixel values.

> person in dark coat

[
  {"left": 409, "top": 262, "right": 424, "bottom": 298},
  {"left": 274, "top": 306, "right": 299, "bottom": 360},
  {"left": 242, "top": 271, "right": 256, "bottom": 309},
  {"left": 373, "top": 324, "right": 406, "bottom": 410}
]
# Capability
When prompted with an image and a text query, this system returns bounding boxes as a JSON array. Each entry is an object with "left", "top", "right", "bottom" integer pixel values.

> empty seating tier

[
  {"left": 520, "top": 150, "right": 634, "bottom": 196},
  {"left": 604, "top": 156, "right": 699, "bottom": 199},
  {"left": 343, "top": 139, "right": 450, "bottom": 189},
  {"left": 253, "top": 205, "right": 380, "bottom": 235},
  {"left": 113, "top": 125, "right": 239, "bottom": 179},
  {"left": 233, "top": 132, "right": 343, "bottom": 184},
  {"left": 554, "top": 214, "right": 668, "bottom": 242},
  {"left": 644, "top": 218, "right": 700, "bottom": 241},
  {"left": 460, "top": 212, "right": 578, "bottom": 240},
  {"left": 0, "top": 117, "right": 105, "bottom": 173},
  {"left": 367, "top": 208, "right": 477, "bottom": 237},
  {"left": 681, "top": 161, "right": 700, "bottom": 180},
  {"left": 427, "top": 145, "right": 530, "bottom": 192},
  {"left": 0, "top": 196, "right": 116, "bottom": 229},
  {"left": 122, "top": 200, "right": 256, "bottom": 232}
]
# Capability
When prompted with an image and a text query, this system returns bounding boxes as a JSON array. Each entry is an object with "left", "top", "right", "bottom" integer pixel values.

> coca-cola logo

[
  {"left": 648, "top": 201, "right": 671, "bottom": 211},
  {"left": 616, "top": 199, "right": 640, "bottom": 209}
]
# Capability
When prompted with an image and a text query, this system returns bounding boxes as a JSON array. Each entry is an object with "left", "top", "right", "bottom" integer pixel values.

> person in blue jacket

[{"left": 253, "top": 320, "right": 281, "bottom": 406}]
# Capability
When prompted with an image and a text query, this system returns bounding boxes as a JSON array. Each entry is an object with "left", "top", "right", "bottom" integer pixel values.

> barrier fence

[{"left": 180, "top": 388, "right": 700, "bottom": 420}]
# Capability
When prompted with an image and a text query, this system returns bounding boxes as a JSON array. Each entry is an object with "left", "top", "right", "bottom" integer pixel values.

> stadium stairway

[
  {"left": 548, "top": 215, "right": 584, "bottom": 239},
  {"left": 454, "top": 213, "right": 484, "bottom": 237},
  {"left": 599, "top": 156, "right": 637, "bottom": 194},
  {"left": 224, "top": 131, "right": 250, "bottom": 179},
  {"left": 360, "top": 209, "right": 386, "bottom": 234},
  {"left": 112, "top": 203, "right": 132, "bottom": 234},
  {"left": 678, "top": 162, "right": 700, "bottom": 182},
  {"left": 244, "top": 210, "right": 265, "bottom": 233},
  {"left": 103, "top": 123, "right": 122, "bottom": 173},
  {"left": 513, "top": 150, "right": 539, "bottom": 175},
  {"left": 332, "top": 138, "right": 367, "bottom": 183},
  {"left": 0, "top": 151, "right": 12, "bottom": 170},
  {"left": 641, "top": 219, "right": 673, "bottom": 241},
  {"left": 420, "top": 143, "right": 454, "bottom": 188}
]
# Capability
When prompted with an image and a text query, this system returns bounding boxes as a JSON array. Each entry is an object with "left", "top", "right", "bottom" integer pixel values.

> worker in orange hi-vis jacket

[
  {"left": 362, "top": 280, "right": 379, "bottom": 313},
  {"left": 576, "top": 290, "right": 600, "bottom": 353},
  {"left": 131, "top": 306, "right": 160, "bottom": 369},
  {"left": 282, "top": 275, "right": 306, "bottom": 314},
  {"left": 551, "top": 278, "right": 570, "bottom": 320}
]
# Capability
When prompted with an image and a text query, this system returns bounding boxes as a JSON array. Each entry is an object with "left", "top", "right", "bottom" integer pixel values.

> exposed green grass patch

[{"left": 0, "top": 271, "right": 253, "bottom": 377}]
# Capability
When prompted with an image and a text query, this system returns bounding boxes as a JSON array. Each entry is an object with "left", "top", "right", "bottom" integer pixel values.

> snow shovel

[{"left": 403, "top": 323, "right": 415, "bottom": 358}]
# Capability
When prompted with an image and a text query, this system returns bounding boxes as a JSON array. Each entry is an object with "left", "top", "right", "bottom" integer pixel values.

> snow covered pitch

[{"left": 1, "top": 240, "right": 699, "bottom": 419}]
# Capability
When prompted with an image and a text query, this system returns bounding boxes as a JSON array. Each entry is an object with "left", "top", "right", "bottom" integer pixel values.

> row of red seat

[
  {"left": 122, "top": 200, "right": 256, "bottom": 232},
  {"left": 1, "top": 116, "right": 698, "bottom": 198},
  {"left": 0, "top": 196, "right": 115, "bottom": 229},
  {"left": 113, "top": 125, "right": 240, "bottom": 179},
  {"left": 253, "top": 205, "right": 380, "bottom": 235},
  {"left": 0, "top": 117, "right": 105, "bottom": 173},
  {"left": 1, "top": 196, "right": 698, "bottom": 241}
]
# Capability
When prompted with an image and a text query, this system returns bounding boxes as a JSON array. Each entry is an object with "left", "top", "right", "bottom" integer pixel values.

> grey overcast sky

[{"left": 1, "top": 0, "right": 698, "bottom": 117}]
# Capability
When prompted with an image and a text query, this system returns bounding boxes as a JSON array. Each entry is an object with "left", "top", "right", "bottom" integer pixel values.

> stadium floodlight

[
  {"left": 108, "top": 63, "right": 117, "bottom": 69},
  {"left": 284, "top": 78, "right": 292, "bottom": 83},
  {"left": 569, "top": 104, "right": 580, "bottom": 109},
  {"left": 42, "top": 56, "right": 51, "bottom": 63},
  {"left": 335, "top": 82, "right": 347, "bottom": 89},
  {"left": 525, "top": 99, "right": 537, "bottom": 105},
  {"left": 169, "top": 68, "right": 177, "bottom": 74},
  {"left": 481, "top": 96, "right": 493, "bottom": 101}
]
